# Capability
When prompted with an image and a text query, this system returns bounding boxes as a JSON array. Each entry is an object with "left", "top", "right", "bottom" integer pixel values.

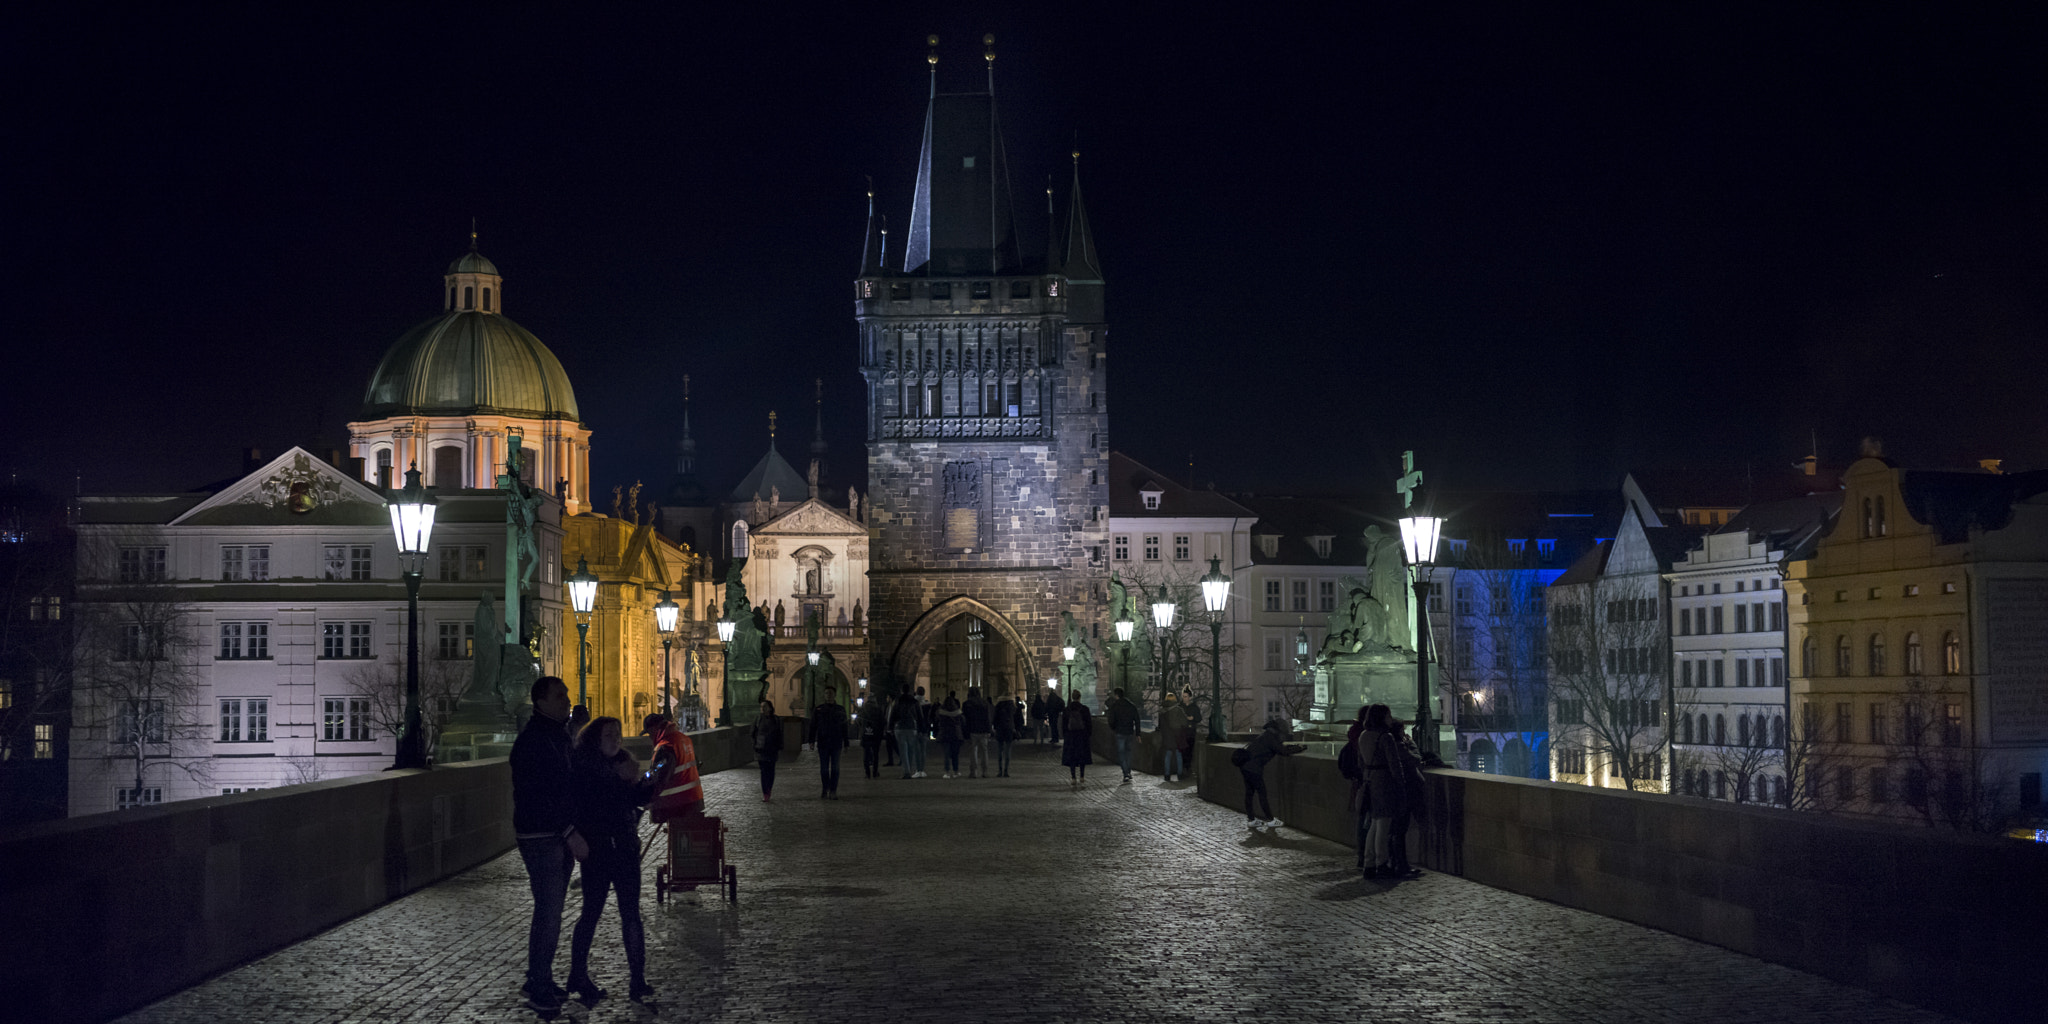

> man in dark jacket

[
  {"left": 992, "top": 690, "right": 1021, "bottom": 777},
  {"left": 807, "top": 684, "right": 850, "bottom": 799},
  {"left": 1105, "top": 687, "right": 1141, "bottom": 785},
  {"left": 961, "top": 687, "right": 994, "bottom": 778},
  {"left": 1240, "top": 717, "right": 1307, "bottom": 830},
  {"left": 889, "top": 690, "right": 923, "bottom": 778},
  {"left": 858, "top": 692, "right": 890, "bottom": 778},
  {"left": 1029, "top": 692, "right": 1048, "bottom": 745},
  {"left": 1044, "top": 689, "right": 1066, "bottom": 748},
  {"left": 512, "top": 676, "right": 581, "bottom": 1011}
]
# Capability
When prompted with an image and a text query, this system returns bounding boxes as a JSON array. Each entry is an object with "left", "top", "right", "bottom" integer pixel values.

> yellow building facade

[{"left": 561, "top": 512, "right": 701, "bottom": 726}]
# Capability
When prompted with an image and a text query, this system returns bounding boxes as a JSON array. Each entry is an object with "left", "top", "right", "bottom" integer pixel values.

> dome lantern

[{"left": 444, "top": 225, "right": 503, "bottom": 313}]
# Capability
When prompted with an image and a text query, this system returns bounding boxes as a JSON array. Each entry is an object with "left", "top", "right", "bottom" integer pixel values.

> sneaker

[
  {"left": 1246, "top": 819, "right": 1262, "bottom": 830},
  {"left": 522, "top": 981, "right": 565, "bottom": 1011},
  {"left": 566, "top": 976, "right": 607, "bottom": 1003},
  {"left": 1264, "top": 818, "right": 1284, "bottom": 829},
  {"left": 1121, "top": 776, "right": 1131, "bottom": 785}
]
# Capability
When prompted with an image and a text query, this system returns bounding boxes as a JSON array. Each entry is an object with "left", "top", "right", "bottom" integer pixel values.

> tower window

[
  {"left": 448, "top": 287, "right": 456, "bottom": 308},
  {"left": 890, "top": 283, "right": 911, "bottom": 301},
  {"left": 931, "top": 282, "right": 952, "bottom": 301},
  {"left": 482, "top": 287, "right": 492, "bottom": 311},
  {"left": 1010, "top": 280, "right": 1031, "bottom": 299},
  {"left": 971, "top": 281, "right": 991, "bottom": 300},
  {"left": 463, "top": 286, "right": 475, "bottom": 310}
]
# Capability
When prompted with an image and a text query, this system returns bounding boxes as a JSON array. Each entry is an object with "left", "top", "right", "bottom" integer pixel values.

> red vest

[{"left": 649, "top": 728, "right": 702, "bottom": 823}]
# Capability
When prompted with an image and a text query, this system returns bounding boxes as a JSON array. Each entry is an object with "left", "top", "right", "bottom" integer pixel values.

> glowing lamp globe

[{"left": 386, "top": 464, "right": 438, "bottom": 557}]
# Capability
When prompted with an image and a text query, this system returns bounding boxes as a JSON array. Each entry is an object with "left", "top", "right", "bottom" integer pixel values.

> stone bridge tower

[{"left": 856, "top": 39, "right": 1110, "bottom": 705}]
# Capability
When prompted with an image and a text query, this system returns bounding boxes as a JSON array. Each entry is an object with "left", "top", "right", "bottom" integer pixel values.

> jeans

[
  {"left": 861, "top": 740, "right": 881, "bottom": 776},
  {"left": 942, "top": 739, "right": 962, "bottom": 773},
  {"left": 1388, "top": 809, "right": 1413, "bottom": 870},
  {"left": 759, "top": 757, "right": 776, "bottom": 796},
  {"left": 569, "top": 833, "right": 644, "bottom": 984},
  {"left": 1241, "top": 769, "right": 1272, "bottom": 820},
  {"left": 995, "top": 737, "right": 1013, "bottom": 775},
  {"left": 967, "top": 734, "right": 991, "bottom": 775},
  {"left": 1114, "top": 733, "right": 1134, "bottom": 777},
  {"left": 1163, "top": 748, "right": 1184, "bottom": 777},
  {"left": 818, "top": 745, "right": 842, "bottom": 793},
  {"left": 883, "top": 733, "right": 898, "bottom": 765},
  {"left": 895, "top": 729, "right": 918, "bottom": 776},
  {"left": 517, "top": 835, "right": 573, "bottom": 987}
]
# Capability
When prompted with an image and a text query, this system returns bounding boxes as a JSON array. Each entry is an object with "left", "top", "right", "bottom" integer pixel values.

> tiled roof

[{"left": 1107, "top": 452, "right": 1254, "bottom": 519}]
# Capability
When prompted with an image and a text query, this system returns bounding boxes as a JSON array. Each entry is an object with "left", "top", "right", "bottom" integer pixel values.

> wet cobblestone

[{"left": 114, "top": 743, "right": 1964, "bottom": 1023}]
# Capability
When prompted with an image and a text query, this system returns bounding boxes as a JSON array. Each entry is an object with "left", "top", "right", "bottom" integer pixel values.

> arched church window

[
  {"left": 464, "top": 286, "right": 475, "bottom": 310},
  {"left": 731, "top": 520, "right": 749, "bottom": 559},
  {"left": 482, "top": 287, "right": 492, "bottom": 311},
  {"left": 432, "top": 446, "right": 464, "bottom": 489},
  {"left": 375, "top": 448, "right": 394, "bottom": 489},
  {"left": 448, "top": 287, "right": 456, "bottom": 309}
]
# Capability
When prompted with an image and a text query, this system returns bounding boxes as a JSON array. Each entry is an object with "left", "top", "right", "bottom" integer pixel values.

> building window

[
  {"left": 1139, "top": 535, "right": 1159, "bottom": 561},
  {"left": 218, "top": 697, "right": 269, "bottom": 742},
  {"left": 1290, "top": 580, "right": 1309, "bottom": 613},
  {"left": 220, "top": 545, "right": 270, "bottom": 582},
  {"left": 323, "top": 696, "right": 373, "bottom": 742},
  {"left": 1456, "top": 587, "right": 1472, "bottom": 617},
  {"left": 1173, "top": 535, "right": 1191, "bottom": 561},
  {"left": 1142, "top": 492, "right": 1161, "bottom": 510},
  {"left": 1737, "top": 659, "right": 1750, "bottom": 687},
  {"left": 1710, "top": 605, "right": 1723, "bottom": 633},
  {"left": 33, "top": 722, "right": 54, "bottom": 758},
  {"left": 1264, "top": 635, "right": 1284, "bottom": 671},
  {"left": 1679, "top": 609, "right": 1691, "bottom": 636},
  {"left": 1537, "top": 539, "right": 1555, "bottom": 562},
  {"left": 1943, "top": 631, "right": 1960, "bottom": 674},
  {"left": 1835, "top": 635, "right": 1852, "bottom": 676},
  {"left": 438, "top": 621, "right": 476, "bottom": 660},
  {"left": 731, "top": 520, "right": 749, "bottom": 558},
  {"left": 1112, "top": 535, "right": 1129, "bottom": 561},
  {"left": 439, "top": 546, "right": 461, "bottom": 581},
  {"left": 1310, "top": 536, "right": 1331, "bottom": 558},
  {"left": 1903, "top": 632, "right": 1923, "bottom": 675},
  {"left": 218, "top": 621, "right": 270, "bottom": 660},
  {"left": 322, "top": 621, "right": 372, "bottom": 659},
  {"left": 1769, "top": 601, "right": 1784, "bottom": 630},
  {"left": 1801, "top": 636, "right": 1817, "bottom": 677},
  {"left": 1010, "top": 280, "right": 1031, "bottom": 299},
  {"left": 120, "top": 699, "right": 167, "bottom": 744},
  {"left": 930, "top": 282, "right": 951, "bottom": 301},
  {"left": 1771, "top": 657, "right": 1784, "bottom": 685},
  {"left": 118, "top": 545, "right": 168, "bottom": 582},
  {"left": 117, "top": 787, "right": 164, "bottom": 808},
  {"left": 1318, "top": 580, "right": 1336, "bottom": 613},
  {"left": 1491, "top": 591, "right": 1507, "bottom": 618},
  {"left": 28, "top": 594, "right": 62, "bottom": 620},
  {"left": 1264, "top": 580, "right": 1282, "bottom": 612},
  {"left": 1869, "top": 702, "right": 1888, "bottom": 745},
  {"left": 323, "top": 544, "right": 372, "bottom": 581},
  {"left": 1942, "top": 702, "right": 1963, "bottom": 747},
  {"left": 1868, "top": 634, "right": 1886, "bottom": 676}
]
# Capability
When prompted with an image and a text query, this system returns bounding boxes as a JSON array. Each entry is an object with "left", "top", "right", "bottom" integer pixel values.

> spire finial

[
  {"left": 469, "top": 217, "right": 478, "bottom": 252},
  {"left": 812, "top": 377, "right": 827, "bottom": 458},
  {"left": 769, "top": 410, "right": 778, "bottom": 447},
  {"left": 984, "top": 32, "right": 995, "bottom": 64},
  {"left": 683, "top": 373, "right": 691, "bottom": 403}
]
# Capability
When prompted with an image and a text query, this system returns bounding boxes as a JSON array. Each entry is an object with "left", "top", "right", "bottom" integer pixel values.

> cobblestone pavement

[{"left": 116, "top": 742, "right": 1963, "bottom": 1024}]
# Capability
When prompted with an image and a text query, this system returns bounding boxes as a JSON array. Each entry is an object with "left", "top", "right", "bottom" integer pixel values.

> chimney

[
  {"left": 1979, "top": 459, "right": 2004, "bottom": 474},
  {"left": 1800, "top": 455, "right": 1817, "bottom": 477},
  {"left": 242, "top": 447, "right": 264, "bottom": 472},
  {"left": 346, "top": 457, "right": 366, "bottom": 481}
]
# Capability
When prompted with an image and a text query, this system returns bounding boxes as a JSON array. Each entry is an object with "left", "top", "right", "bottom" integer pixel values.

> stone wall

[
  {"left": 0, "top": 726, "right": 757, "bottom": 1024},
  {"left": 1189, "top": 743, "right": 2041, "bottom": 1023}
]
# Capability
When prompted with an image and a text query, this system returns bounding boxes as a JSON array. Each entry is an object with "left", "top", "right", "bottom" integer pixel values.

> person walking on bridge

[
  {"left": 1157, "top": 692, "right": 1189, "bottom": 783},
  {"left": 511, "top": 676, "right": 584, "bottom": 1012},
  {"left": 1060, "top": 690, "right": 1093, "bottom": 787},
  {"left": 1045, "top": 689, "right": 1066, "bottom": 750},
  {"left": 935, "top": 692, "right": 965, "bottom": 778},
  {"left": 889, "top": 689, "right": 923, "bottom": 778},
  {"left": 992, "top": 690, "right": 1021, "bottom": 777},
  {"left": 962, "top": 686, "right": 994, "bottom": 778},
  {"left": 1239, "top": 717, "right": 1307, "bottom": 830},
  {"left": 1106, "top": 687, "right": 1141, "bottom": 784},
  {"left": 858, "top": 691, "right": 889, "bottom": 778},
  {"left": 808, "top": 684, "right": 849, "bottom": 799},
  {"left": 752, "top": 700, "right": 784, "bottom": 801},
  {"left": 1029, "top": 691, "right": 1048, "bottom": 745}
]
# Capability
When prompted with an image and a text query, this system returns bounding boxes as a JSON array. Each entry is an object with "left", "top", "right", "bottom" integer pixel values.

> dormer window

[
  {"left": 1448, "top": 539, "right": 1469, "bottom": 559},
  {"left": 1537, "top": 539, "right": 1556, "bottom": 562},
  {"left": 1141, "top": 489, "right": 1162, "bottom": 510},
  {"left": 1310, "top": 536, "right": 1332, "bottom": 559},
  {"left": 1507, "top": 539, "right": 1526, "bottom": 558},
  {"left": 1259, "top": 535, "right": 1279, "bottom": 558}
]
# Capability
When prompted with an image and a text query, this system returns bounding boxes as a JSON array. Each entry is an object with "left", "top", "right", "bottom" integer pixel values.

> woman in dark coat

[
  {"left": 752, "top": 699, "right": 784, "bottom": 801},
  {"left": 1059, "top": 689, "right": 1094, "bottom": 786},
  {"left": 1357, "top": 703, "right": 1408, "bottom": 878},
  {"left": 567, "top": 717, "right": 656, "bottom": 1003}
]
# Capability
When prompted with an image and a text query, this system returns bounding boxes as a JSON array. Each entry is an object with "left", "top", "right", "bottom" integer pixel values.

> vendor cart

[{"left": 650, "top": 814, "right": 737, "bottom": 904}]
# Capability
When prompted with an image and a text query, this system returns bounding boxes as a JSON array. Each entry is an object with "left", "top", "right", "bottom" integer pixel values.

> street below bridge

[{"left": 116, "top": 742, "right": 1962, "bottom": 1024}]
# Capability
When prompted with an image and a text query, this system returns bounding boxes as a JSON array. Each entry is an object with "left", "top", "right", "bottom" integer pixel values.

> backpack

[
  {"left": 1230, "top": 745, "right": 1251, "bottom": 768},
  {"left": 1337, "top": 737, "right": 1363, "bottom": 780},
  {"left": 1063, "top": 705, "right": 1088, "bottom": 733}
]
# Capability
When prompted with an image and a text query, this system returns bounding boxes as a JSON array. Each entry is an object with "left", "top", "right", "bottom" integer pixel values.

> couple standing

[{"left": 1351, "top": 703, "right": 1426, "bottom": 879}]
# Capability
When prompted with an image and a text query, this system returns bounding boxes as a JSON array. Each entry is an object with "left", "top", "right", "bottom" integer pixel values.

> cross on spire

[{"left": 1395, "top": 450, "right": 1424, "bottom": 509}]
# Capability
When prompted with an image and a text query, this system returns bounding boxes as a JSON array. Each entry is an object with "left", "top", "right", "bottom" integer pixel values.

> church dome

[
  {"left": 446, "top": 250, "right": 499, "bottom": 276},
  {"left": 361, "top": 311, "right": 580, "bottom": 421}
]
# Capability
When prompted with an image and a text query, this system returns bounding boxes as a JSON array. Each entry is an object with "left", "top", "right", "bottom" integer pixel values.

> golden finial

[
  {"left": 927, "top": 34, "right": 939, "bottom": 66},
  {"left": 769, "top": 410, "right": 778, "bottom": 443},
  {"left": 984, "top": 33, "right": 995, "bottom": 63},
  {"left": 682, "top": 373, "right": 690, "bottom": 401},
  {"left": 469, "top": 216, "right": 478, "bottom": 252}
]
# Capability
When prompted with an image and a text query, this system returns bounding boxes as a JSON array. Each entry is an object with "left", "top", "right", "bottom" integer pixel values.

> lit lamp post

[
  {"left": 567, "top": 558, "right": 599, "bottom": 710},
  {"left": 1398, "top": 512, "right": 1445, "bottom": 761},
  {"left": 1062, "top": 645, "right": 1076, "bottom": 699},
  {"left": 386, "top": 463, "right": 437, "bottom": 770},
  {"left": 655, "top": 590, "right": 679, "bottom": 718},
  {"left": 1199, "top": 556, "right": 1231, "bottom": 741},
  {"left": 807, "top": 648, "right": 821, "bottom": 713},
  {"left": 1149, "top": 585, "right": 1177, "bottom": 724},
  {"left": 716, "top": 616, "right": 736, "bottom": 725},
  {"left": 1113, "top": 609, "right": 1134, "bottom": 712}
]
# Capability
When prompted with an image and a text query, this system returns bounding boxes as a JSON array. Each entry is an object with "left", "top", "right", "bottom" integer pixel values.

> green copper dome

[
  {"left": 361, "top": 310, "right": 580, "bottom": 421},
  {"left": 446, "top": 250, "right": 500, "bottom": 275}
]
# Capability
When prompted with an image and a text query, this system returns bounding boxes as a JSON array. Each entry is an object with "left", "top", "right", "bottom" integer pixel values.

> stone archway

[{"left": 892, "top": 596, "right": 1041, "bottom": 696}]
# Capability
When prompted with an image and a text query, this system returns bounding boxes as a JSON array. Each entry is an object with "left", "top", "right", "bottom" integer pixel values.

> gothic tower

[{"left": 857, "top": 37, "right": 1110, "bottom": 704}]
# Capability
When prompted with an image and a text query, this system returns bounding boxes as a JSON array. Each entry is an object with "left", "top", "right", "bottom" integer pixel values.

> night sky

[{"left": 9, "top": 5, "right": 2048, "bottom": 504}]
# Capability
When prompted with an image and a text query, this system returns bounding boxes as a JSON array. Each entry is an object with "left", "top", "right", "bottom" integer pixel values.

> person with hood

[
  {"left": 889, "top": 688, "right": 924, "bottom": 778},
  {"left": 511, "top": 676, "right": 582, "bottom": 1011},
  {"left": 858, "top": 690, "right": 890, "bottom": 778},
  {"left": 565, "top": 716, "right": 655, "bottom": 1004},
  {"left": 1239, "top": 717, "right": 1308, "bottom": 830},
  {"left": 934, "top": 692, "right": 966, "bottom": 778},
  {"left": 751, "top": 699, "right": 784, "bottom": 801},
  {"left": 1357, "top": 703, "right": 1409, "bottom": 875},
  {"left": 1044, "top": 688, "right": 1067, "bottom": 750},
  {"left": 992, "top": 690, "right": 1022, "bottom": 777},
  {"left": 1105, "top": 687, "right": 1141, "bottom": 784},
  {"left": 807, "top": 684, "right": 850, "bottom": 799},
  {"left": 1059, "top": 689, "right": 1093, "bottom": 787},
  {"left": 961, "top": 686, "right": 994, "bottom": 778},
  {"left": 1156, "top": 692, "right": 1190, "bottom": 783},
  {"left": 1029, "top": 691, "right": 1049, "bottom": 745}
]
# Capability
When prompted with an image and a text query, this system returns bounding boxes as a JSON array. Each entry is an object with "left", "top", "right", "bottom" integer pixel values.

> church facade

[{"left": 855, "top": 52, "right": 1111, "bottom": 705}]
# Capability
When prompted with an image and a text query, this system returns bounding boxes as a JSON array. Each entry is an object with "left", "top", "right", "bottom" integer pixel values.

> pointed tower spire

[
  {"left": 859, "top": 177, "right": 886, "bottom": 277},
  {"left": 811, "top": 377, "right": 827, "bottom": 459},
  {"left": 902, "top": 32, "right": 1019, "bottom": 275},
  {"left": 678, "top": 374, "right": 696, "bottom": 475},
  {"left": 1043, "top": 174, "right": 1061, "bottom": 274},
  {"left": 1062, "top": 149, "right": 1103, "bottom": 284}
]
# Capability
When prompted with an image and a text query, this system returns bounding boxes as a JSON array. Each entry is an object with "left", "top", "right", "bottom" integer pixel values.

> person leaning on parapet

[
  {"left": 961, "top": 686, "right": 994, "bottom": 778},
  {"left": 858, "top": 689, "right": 890, "bottom": 778},
  {"left": 1156, "top": 691, "right": 1189, "bottom": 784},
  {"left": 1029, "top": 691, "right": 1049, "bottom": 745},
  {"left": 1059, "top": 690, "right": 1094, "bottom": 788},
  {"left": 752, "top": 699, "right": 785, "bottom": 802},
  {"left": 1238, "top": 717, "right": 1307, "bottom": 831},
  {"left": 511, "top": 675, "right": 585, "bottom": 1012},
  {"left": 1105, "top": 687, "right": 1141, "bottom": 785},
  {"left": 935, "top": 691, "right": 966, "bottom": 778},
  {"left": 889, "top": 687, "right": 924, "bottom": 778},
  {"left": 566, "top": 716, "right": 656, "bottom": 1005},
  {"left": 991, "top": 689, "right": 1021, "bottom": 777},
  {"left": 807, "top": 683, "right": 850, "bottom": 799}
]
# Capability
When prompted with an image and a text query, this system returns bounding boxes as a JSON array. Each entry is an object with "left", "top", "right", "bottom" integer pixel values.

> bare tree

[
  {"left": 1115, "top": 564, "right": 1251, "bottom": 730},
  {"left": 1780, "top": 705, "right": 1852, "bottom": 814},
  {"left": 1547, "top": 578, "right": 1669, "bottom": 792},
  {"left": 1882, "top": 680, "right": 2021, "bottom": 834},
  {"left": 72, "top": 572, "right": 213, "bottom": 805},
  {"left": 341, "top": 653, "right": 470, "bottom": 761}
]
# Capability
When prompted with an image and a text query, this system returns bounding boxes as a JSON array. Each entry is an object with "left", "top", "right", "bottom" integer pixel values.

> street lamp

[
  {"left": 1114, "top": 608, "right": 1134, "bottom": 713},
  {"left": 807, "top": 647, "right": 821, "bottom": 713},
  {"left": 1399, "top": 512, "right": 1446, "bottom": 761},
  {"left": 716, "top": 615, "right": 736, "bottom": 725},
  {"left": 567, "top": 557, "right": 599, "bottom": 709},
  {"left": 1149, "top": 585, "right": 1177, "bottom": 721},
  {"left": 1199, "top": 556, "right": 1231, "bottom": 741},
  {"left": 1062, "top": 645, "right": 1076, "bottom": 699},
  {"left": 386, "top": 463, "right": 437, "bottom": 770},
  {"left": 655, "top": 590, "right": 679, "bottom": 718}
]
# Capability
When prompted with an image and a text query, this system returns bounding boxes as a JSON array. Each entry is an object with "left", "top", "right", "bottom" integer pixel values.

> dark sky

[{"left": 9, "top": 4, "right": 2048, "bottom": 503}]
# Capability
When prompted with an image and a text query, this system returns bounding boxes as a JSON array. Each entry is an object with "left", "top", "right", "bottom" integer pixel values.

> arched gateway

[{"left": 891, "top": 596, "right": 1042, "bottom": 700}]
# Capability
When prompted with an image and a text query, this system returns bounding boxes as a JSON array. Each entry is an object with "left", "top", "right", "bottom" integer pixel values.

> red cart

[{"left": 651, "top": 814, "right": 737, "bottom": 904}]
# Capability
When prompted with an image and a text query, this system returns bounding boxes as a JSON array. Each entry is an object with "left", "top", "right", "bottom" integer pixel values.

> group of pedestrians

[
  {"left": 1349, "top": 703, "right": 1427, "bottom": 879},
  {"left": 880, "top": 685, "right": 1026, "bottom": 778},
  {"left": 750, "top": 685, "right": 853, "bottom": 800},
  {"left": 511, "top": 675, "right": 702, "bottom": 1011}
]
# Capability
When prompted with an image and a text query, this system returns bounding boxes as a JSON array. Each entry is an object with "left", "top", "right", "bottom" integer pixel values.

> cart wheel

[
  {"left": 655, "top": 866, "right": 667, "bottom": 904},
  {"left": 725, "top": 864, "right": 737, "bottom": 903}
]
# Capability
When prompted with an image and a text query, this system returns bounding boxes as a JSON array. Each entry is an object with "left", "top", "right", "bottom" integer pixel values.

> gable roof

[
  {"left": 170, "top": 447, "right": 388, "bottom": 527},
  {"left": 754, "top": 497, "right": 865, "bottom": 537},
  {"left": 1107, "top": 452, "right": 1254, "bottom": 519},
  {"left": 728, "top": 444, "right": 808, "bottom": 505}
]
